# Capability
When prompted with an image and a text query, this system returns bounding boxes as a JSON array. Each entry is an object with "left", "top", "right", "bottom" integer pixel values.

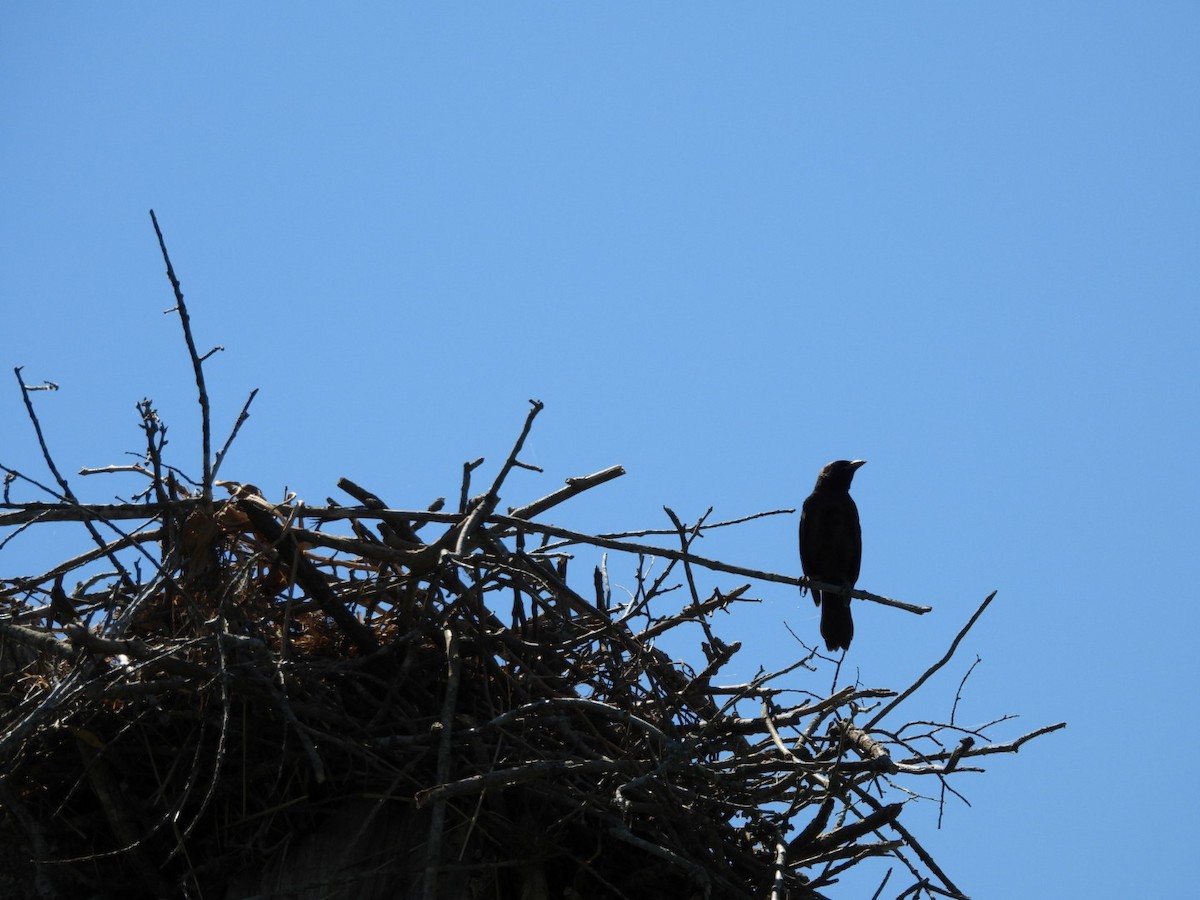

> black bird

[{"left": 799, "top": 459, "right": 866, "bottom": 652}]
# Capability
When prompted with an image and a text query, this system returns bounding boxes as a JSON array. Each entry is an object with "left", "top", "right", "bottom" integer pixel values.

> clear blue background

[{"left": 3, "top": 5, "right": 1196, "bottom": 897}]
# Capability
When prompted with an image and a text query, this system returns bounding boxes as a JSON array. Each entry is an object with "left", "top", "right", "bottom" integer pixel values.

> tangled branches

[{"left": 0, "top": 218, "right": 1063, "bottom": 899}]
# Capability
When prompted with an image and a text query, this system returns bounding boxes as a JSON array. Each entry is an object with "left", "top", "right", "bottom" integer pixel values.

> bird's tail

[{"left": 819, "top": 594, "right": 854, "bottom": 652}]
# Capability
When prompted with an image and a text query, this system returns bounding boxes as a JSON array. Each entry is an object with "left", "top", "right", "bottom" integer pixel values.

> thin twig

[
  {"left": 866, "top": 591, "right": 998, "bottom": 730},
  {"left": 423, "top": 623, "right": 462, "bottom": 900},
  {"left": 212, "top": 388, "right": 258, "bottom": 483},
  {"left": 150, "top": 209, "right": 218, "bottom": 503},
  {"left": 504, "top": 464, "right": 626, "bottom": 522},
  {"left": 454, "top": 399, "right": 544, "bottom": 557}
]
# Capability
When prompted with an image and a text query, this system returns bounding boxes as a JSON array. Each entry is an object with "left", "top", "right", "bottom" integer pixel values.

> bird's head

[{"left": 814, "top": 459, "right": 866, "bottom": 491}]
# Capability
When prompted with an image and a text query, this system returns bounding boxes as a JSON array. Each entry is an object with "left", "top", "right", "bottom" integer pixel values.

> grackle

[{"left": 799, "top": 459, "right": 866, "bottom": 652}]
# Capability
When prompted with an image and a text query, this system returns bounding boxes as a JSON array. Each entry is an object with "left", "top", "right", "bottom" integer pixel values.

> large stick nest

[{"left": 0, "top": 223, "right": 1063, "bottom": 900}]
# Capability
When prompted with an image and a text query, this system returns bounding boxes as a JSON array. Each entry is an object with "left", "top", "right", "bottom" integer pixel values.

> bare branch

[
  {"left": 504, "top": 464, "right": 626, "bottom": 522},
  {"left": 866, "top": 591, "right": 998, "bottom": 729},
  {"left": 212, "top": 388, "right": 258, "bottom": 483},
  {"left": 149, "top": 209, "right": 215, "bottom": 503}
]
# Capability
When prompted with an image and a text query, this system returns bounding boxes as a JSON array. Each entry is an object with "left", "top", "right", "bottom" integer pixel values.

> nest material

[
  {"left": 4, "top": 454, "right": 848, "bottom": 899},
  {"left": 0, "top": 442, "right": 1063, "bottom": 900},
  {"left": 0, "top": 227, "right": 1066, "bottom": 899}
]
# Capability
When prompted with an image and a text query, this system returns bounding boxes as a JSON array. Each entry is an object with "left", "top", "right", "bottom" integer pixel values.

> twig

[
  {"left": 770, "top": 835, "right": 788, "bottom": 900},
  {"left": 0, "top": 500, "right": 927, "bottom": 614},
  {"left": 3, "top": 530, "right": 163, "bottom": 589},
  {"left": 212, "top": 388, "right": 258, "bottom": 483},
  {"left": 0, "top": 501, "right": 199, "bottom": 526},
  {"left": 64, "top": 624, "right": 213, "bottom": 680},
  {"left": 593, "top": 507, "right": 796, "bottom": 540},
  {"left": 869, "top": 866, "right": 894, "bottom": 900},
  {"left": 415, "top": 758, "right": 635, "bottom": 808},
  {"left": 422, "top": 623, "right": 462, "bottom": 900},
  {"left": 638, "top": 584, "right": 753, "bottom": 641},
  {"left": 454, "top": 399, "right": 544, "bottom": 557},
  {"left": 949, "top": 655, "right": 982, "bottom": 727},
  {"left": 504, "top": 464, "right": 626, "bottom": 522},
  {"left": 12, "top": 368, "right": 74, "bottom": 500},
  {"left": 866, "top": 591, "right": 998, "bottom": 730},
  {"left": 849, "top": 782, "right": 966, "bottom": 899},
  {"left": 150, "top": 209, "right": 219, "bottom": 503},
  {"left": 487, "top": 514, "right": 929, "bottom": 614},
  {"left": 926, "top": 722, "right": 1066, "bottom": 761},
  {"left": 10, "top": 371, "right": 141, "bottom": 592},
  {"left": 458, "top": 457, "right": 484, "bottom": 515}
]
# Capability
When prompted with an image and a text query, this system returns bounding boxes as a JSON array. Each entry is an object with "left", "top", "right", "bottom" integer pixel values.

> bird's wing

[{"left": 800, "top": 494, "right": 861, "bottom": 587}]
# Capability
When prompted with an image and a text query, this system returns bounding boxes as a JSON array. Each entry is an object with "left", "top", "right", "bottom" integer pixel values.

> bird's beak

[{"left": 850, "top": 460, "right": 867, "bottom": 469}]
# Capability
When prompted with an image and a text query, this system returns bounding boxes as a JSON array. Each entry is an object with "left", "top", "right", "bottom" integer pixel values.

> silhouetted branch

[
  {"left": 212, "top": 388, "right": 258, "bottom": 483},
  {"left": 150, "top": 209, "right": 219, "bottom": 502},
  {"left": 867, "top": 591, "right": 998, "bottom": 729}
]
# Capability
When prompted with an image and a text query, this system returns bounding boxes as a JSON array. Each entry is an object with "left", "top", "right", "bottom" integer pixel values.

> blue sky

[{"left": 3, "top": 4, "right": 1198, "bottom": 897}]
